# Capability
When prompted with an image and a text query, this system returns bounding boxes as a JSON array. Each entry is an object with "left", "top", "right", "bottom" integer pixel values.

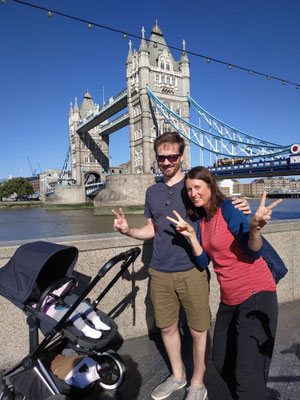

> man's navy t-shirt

[{"left": 144, "top": 178, "right": 196, "bottom": 272}]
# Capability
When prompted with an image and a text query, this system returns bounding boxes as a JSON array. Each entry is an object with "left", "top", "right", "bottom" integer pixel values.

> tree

[{"left": 0, "top": 178, "right": 34, "bottom": 200}]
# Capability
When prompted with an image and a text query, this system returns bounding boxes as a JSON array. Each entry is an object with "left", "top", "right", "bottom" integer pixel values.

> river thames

[{"left": 0, "top": 199, "right": 299, "bottom": 242}]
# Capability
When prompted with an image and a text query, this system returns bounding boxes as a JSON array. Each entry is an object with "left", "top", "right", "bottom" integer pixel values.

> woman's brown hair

[{"left": 184, "top": 166, "right": 226, "bottom": 220}]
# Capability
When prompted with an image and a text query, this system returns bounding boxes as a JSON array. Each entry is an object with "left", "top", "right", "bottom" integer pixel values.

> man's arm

[
  {"left": 112, "top": 208, "right": 155, "bottom": 240},
  {"left": 231, "top": 197, "right": 251, "bottom": 215}
]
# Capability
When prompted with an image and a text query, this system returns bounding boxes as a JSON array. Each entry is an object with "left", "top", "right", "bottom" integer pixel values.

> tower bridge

[{"left": 44, "top": 21, "right": 300, "bottom": 207}]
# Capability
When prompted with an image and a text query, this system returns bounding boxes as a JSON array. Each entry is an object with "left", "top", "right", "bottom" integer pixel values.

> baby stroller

[{"left": 0, "top": 241, "right": 141, "bottom": 400}]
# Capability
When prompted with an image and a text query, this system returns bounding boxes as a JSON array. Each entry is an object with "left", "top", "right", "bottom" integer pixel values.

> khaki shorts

[{"left": 149, "top": 267, "right": 210, "bottom": 331}]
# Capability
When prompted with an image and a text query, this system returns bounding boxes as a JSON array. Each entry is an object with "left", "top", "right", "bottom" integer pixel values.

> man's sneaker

[
  {"left": 151, "top": 374, "right": 187, "bottom": 400},
  {"left": 185, "top": 385, "right": 208, "bottom": 400}
]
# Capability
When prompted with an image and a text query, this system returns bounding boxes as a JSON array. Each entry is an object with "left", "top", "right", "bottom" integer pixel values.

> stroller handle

[{"left": 98, "top": 247, "right": 141, "bottom": 277}]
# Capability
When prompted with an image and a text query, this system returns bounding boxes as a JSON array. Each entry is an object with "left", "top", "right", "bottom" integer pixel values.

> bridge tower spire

[
  {"left": 126, "top": 21, "right": 191, "bottom": 173},
  {"left": 68, "top": 91, "right": 109, "bottom": 186}
]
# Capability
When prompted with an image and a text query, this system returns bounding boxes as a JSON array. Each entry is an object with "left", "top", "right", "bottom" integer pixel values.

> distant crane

[{"left": 27, "top": 156, "right": 37, "bottom": 177}]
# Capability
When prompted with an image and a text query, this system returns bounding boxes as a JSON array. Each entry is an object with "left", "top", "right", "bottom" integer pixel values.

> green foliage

[{"left": 0, "top": 177, "right": 34, "bottom": 199}]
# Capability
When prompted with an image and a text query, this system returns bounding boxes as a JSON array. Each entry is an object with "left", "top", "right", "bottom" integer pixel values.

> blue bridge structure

[{"left": 73, "top": 84, "right": 300, "bottom": 190}]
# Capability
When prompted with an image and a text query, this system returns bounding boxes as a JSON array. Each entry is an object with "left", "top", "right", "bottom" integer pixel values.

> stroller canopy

[{"left": 0, "top": 241, "right": 78, "bottom": 309}]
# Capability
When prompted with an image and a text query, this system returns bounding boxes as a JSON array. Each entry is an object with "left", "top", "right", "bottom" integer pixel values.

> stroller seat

[{"left": 25, "top": 276, "right": 118, "bottom": 351}]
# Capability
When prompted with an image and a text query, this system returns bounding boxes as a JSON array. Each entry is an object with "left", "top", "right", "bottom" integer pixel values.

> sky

[{"left": 0, "top": 0, "right": 299, "bottom": 180}]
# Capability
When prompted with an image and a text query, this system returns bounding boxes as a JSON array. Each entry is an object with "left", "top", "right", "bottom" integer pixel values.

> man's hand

[
  {"left": 232, "top": 197, "right": 252, "bottom": 215},
  {"left": 112, "top": 208, "right": 130, "bottom": 235},
  {"left": 249, "top": 191, "right": 282, "bottom": 231}
]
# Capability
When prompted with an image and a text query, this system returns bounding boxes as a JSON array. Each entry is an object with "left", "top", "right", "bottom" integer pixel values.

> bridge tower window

[
  {"left": 161, "top": 62, "right": 165, "bottom": 70},
  {"left": 166, "top": 63, "right": 170, "bottom": 71}
]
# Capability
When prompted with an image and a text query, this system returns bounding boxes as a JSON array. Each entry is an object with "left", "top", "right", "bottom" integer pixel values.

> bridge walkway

[{"left": 88, "top": 300, "right": 300, "bottom": 399}]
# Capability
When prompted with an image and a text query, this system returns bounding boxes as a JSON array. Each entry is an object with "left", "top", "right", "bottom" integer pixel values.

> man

[{"left": 112, "top": 132, "right": 250, "bottom": 400}]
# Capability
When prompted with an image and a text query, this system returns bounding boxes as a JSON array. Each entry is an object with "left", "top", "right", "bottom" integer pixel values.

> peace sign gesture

[
  {"left": 166, "top": 210, "right": 196, "bottom": 238},
  {"left": 112, "top": 208, "right": 130, "bottom": 234},
  {"left": 250, "top": 191, "right": 283, "bottom": 231}
]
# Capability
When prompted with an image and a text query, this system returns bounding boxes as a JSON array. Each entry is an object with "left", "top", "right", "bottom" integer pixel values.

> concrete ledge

[
  {"left": 94, "top": 204, "right": 145, "bottom": 215},
  {"left": 0, "top": 220, "right": 299, "bottom": 369}
]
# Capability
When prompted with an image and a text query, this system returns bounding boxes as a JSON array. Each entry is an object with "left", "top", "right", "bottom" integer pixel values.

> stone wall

[
  {"left": 45, "top": 185, "right": 87, "bottom": 204},
  {"left": 0, "top": 220, "right": 299, "bottom": 369},
  {"left": 94, "top": 173, "right": 155, "bottom": 214}
]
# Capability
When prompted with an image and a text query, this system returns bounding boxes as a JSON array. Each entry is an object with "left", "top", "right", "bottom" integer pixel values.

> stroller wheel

[
  {"left": 97, "top": 352, "right": 125, "bottom": 390},
  {"left": 0, "top": 385, "right": 25, "bottom": 400}
]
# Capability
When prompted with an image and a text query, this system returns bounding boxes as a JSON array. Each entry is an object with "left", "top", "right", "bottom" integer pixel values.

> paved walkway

[{"left": 93, "top": 300, "right": 300, "bottom": 400}]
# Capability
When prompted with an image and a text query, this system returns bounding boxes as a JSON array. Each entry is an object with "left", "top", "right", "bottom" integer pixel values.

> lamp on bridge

[{"left": 47, "top": 10, "right": 53, "bottom": 18}]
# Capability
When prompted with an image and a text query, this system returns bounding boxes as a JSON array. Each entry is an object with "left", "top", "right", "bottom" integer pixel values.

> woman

[{"left": 166, "top": 166, "right": 283, "bottom": 400}]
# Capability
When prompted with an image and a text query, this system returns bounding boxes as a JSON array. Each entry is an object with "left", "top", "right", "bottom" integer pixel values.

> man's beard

[{"left": 159, "top": 161, "right": 181, "bottom": 178}]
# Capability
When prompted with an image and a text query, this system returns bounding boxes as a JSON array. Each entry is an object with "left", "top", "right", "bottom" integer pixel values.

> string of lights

[{"left": 2, "top": 0, "right": 299, "bottom": 89}]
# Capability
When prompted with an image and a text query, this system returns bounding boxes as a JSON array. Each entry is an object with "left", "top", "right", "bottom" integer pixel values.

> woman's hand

[
  {"left": 167, "top": 210, "right": 204, "bottom": 257},
  {"left": 249, "top": 191, "right": 283, "bottom": 232},
  {"left": 166, "top": 210, "right": 196, "bottom": 238}
]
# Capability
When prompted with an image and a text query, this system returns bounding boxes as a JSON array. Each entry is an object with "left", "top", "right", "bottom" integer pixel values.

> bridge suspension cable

[
  {"left": 57, "top": 146, "right": 71, "bottom": 185},
  {"left": 146, "top": 86, "right": 291, "bottom": 161}
]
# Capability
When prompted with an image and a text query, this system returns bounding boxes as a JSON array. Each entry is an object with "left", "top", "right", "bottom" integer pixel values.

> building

[
  {"left": 232, "top": 177, "right": 300, "bottom": 197},
  {"left": 108, "top": 162, "right": 130, "bottom": 175},
  {"left": 26, "top": 176, "right": 40, "bottom": 194}
]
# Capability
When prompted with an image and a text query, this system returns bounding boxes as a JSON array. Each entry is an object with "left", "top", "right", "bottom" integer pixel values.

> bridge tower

[
  {"left": 68, "top": 91, "right": 109, "bottom": 185},
  {"left": 126, "top": 21, "right": 191, "bottom": 173}
]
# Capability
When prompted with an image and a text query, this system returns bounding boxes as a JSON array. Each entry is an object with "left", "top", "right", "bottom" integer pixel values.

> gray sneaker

[
  {"left": 185, "top": 385, "right": 208, "bottom": 400},
  {"left": 151, "top": 374, "right": 187, "bottom": 400}
]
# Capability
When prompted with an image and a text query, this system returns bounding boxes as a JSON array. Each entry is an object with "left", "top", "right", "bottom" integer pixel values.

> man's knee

[
  {"left": 189, "top": 327, "right": 207, "bottom": 344},
  {"left": 161, "top": 322, "right": 179, "bottom": 336}
]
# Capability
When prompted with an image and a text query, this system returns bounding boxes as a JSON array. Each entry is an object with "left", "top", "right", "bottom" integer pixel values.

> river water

[{"left": 0, "top": 199, "right": 299, "bottom": 242}]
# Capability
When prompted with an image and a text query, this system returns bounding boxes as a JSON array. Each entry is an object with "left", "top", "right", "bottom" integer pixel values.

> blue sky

[{"left": 0, "top": 0, "right": 299, "bottom": 179}]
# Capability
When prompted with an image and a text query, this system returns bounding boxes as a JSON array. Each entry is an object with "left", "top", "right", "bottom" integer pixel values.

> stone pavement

[{"left": 93, "top": 300, "right": 300, "bottom": 400}]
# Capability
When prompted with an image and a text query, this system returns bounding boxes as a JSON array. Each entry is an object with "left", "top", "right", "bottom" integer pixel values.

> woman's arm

[
  {"left": 166, "top": 211, "right": 209, "bottom": 269},
  {"left": 248, "top": 191, "right": 282, "bottom": 251}
]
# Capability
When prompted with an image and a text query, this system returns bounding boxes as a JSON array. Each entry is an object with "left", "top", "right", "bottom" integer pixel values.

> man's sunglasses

[{"left": 156, "top": 153, "right": 182, "bottom": 163}]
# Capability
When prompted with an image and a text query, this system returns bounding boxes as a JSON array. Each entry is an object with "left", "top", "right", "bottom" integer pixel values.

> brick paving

[{"left": 92, "top": 300, "right": 300, "bottom": 400}]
